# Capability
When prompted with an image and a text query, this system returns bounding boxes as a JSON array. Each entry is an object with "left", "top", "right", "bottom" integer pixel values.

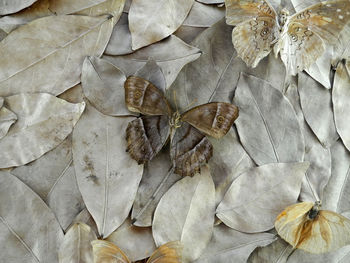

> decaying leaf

[
  {"left": 0, "top": 105, "right": 17, "bottom": 140},
  {"left": 333, "top": 62, "right": 350, "bottom": 153},
  {"left": 194, "top": 224, "right": 276, "bottom": 263},
  {"left": 72, "top": 103, "right": 143, "bottom": 238},
  {"left": 11, "top": 136, "right": 85, "bottom": 230},
  {"left": 216, "top": 162, "right": 309, "bottom": 233},
  {"left": 134, "top": 59, "right": 167, "bottom": 93},
  {"left": 107, "top": 218, "right": 156, "bottom": 261},
  {"left": 0, "top": 171, "right": 64, "bottom": 262},
  {"left": 0, "top": 93, "right": 85, "bottom": 168},
  {"left": 0, "top": 15, "right": 114, "bottom": 97},
  {"left": 58, "top": 222, "right": 97, "bottom": 263},
  {"left": 233, "top": 73, "right": 305, "bottom": 165},
  {"left": 81, "top": 56, "right": 129, "bottom": 116},
  {"left": 103, "top": 35, "right": 201, "bottom": 88},
  {"left": 152, "top": 166, "right": 215, "bottom": 262},
  {"left": 0, "top": 0, "right": 38, "bottom": 15},
  {"left": 128, "top": 0, "right": 194, "bottom": 50}
]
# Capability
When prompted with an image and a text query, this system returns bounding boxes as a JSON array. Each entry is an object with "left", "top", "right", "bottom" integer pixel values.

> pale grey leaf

[
  {"left": 0, "top": 0, "right": 38, "bottom": 15},
  {"left": 135, "top": 59, "right": 166, "bottom": 93},
  {"left": 216, "top": 162, "right": 309, "bottom": 233},
  {"left": 0, "top": 106, "right": 17, "bottom": 139},
  {"left": 103, "top": 35, "right": 201, "bottom": 89},
  {"left": 0, "top": 15, "right": 114, "bottom": 97},
  {"left": 248, "top": 238, "right": 294, "bottom": 263},
  {"left": 11, "top": 137, "right": 85, "bottom": 231},
  {"left": 194, "top": 224, "right": 276, "bottom": 263},
  {"left": 305, "top": 48, "right": 332, "bottom": 89},
  {"left": 174, "top": 26, "right": 206, "bottom": 43},
  {"left": 208, "top": 128, "right": 255, "bottom": 206},
  {"left": 169, "top": 19, "right": 286, "bottom": 111},
  {"left": 182, "top": 1, "right": 224, "bottom": 27},
  {"left": 72, "top": 209, "right": 99, "bottom": 236},
  {"left": 298, "top": 72, "right": 339, "bottom": 148},
  {"left": 233, "top": 73, "right": 304, "bottom": 165},
  {"left": 333, "top": 62, "right": 350, "bottom": 153},
  {"left": 72, "top": 103, "right": 143, "bottom": 238},
  {"left": 58, "top": 84, "right": 85, "bottom": 104},
  {"left": 131, "top": 149, "right": 181, "bottom": 227},
  {"left": 0, "top": 171, "right": 63, "bottom": 263},
  {"left": 106, "top": 218, "right": 156, "bottom": 261},
  {"left": 291, "top": 0, "right": 320, "bottom": 12},
  {"left": 58, "top": 223, "right": 97, "bottom": 263},
  {"left": 0, "top": 97, "right": 3, "bottom": 108},
  {"left": 196, "top": 0, "right": 224, "bottom": 4},
  {"left": 129, "top": 0, "right": 194, "bottom": 50},
  {"left": 152, "top": 166, "right": 215, "bottom": 263},
  {"left": 105, "top": 13, "right": 133, "bottom": 56},
  {"left": 0, "top": 93, "right": 85, "bottom": 168},
  {"left": 81, "top": 56, "right": 129, "bottom": 116}
]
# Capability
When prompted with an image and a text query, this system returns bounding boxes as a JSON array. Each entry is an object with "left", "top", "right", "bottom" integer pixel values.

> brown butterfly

[
  {"left": 124, "top": 76, "right": 239, "bottom": 177},
  {"left": 225, "top": 0, "right": 350, "bottom": 75},
  {"left": 92, "top": 240, "right": 182, "bottom": 263},
  {"left": 275, "top": 201, "right": 350, "bottom": 254}
]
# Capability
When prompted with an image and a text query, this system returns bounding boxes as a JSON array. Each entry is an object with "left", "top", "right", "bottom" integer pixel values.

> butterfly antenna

[
  {"left": 173, "top": 90, "right": 179, "bottom": 113},
  {"left": 183, "top": 98, "right": 198, "bottom": 113}
]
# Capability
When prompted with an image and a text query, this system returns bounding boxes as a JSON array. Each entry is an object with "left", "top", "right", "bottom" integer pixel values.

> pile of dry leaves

[{"left": 0, "top": 0, "right": 350, "bottom": 262}]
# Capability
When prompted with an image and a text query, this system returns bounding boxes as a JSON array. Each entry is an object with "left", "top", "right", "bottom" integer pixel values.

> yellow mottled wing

[
  {"left": 147, "top": 241, "right": 183, "bottom": 263},
  {"left": 275, "top": 202, "right": 314, "bottom": 248},
  {"left": 296, "top": 210, "right": 350, "bottom": 254},
  {"left": 92, "top": 240, "right": 130, "bottom": 263}
]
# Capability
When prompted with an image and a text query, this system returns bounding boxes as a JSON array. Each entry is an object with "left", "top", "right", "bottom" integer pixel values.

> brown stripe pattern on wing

[
  {"left": 170, "top": 123, "right": 213, "bottom": 177},
  {"left": 126, "top": 115, "right": 170, "bottom": 164},
  {"left": 124, "top": 76, "right": 172, "bottom": 116}
]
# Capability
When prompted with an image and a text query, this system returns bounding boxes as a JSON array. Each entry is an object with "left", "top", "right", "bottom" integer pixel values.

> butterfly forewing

[
  {"left": 146, "top": 241, "right": 183, "bottom": 263},
  {"left": 126, "top": 115, "right": 170, "bottom": 164},
  {"left": 180, "top": 102, "right": 239, "bottom": 139},
  {"left": 125, "top": 76, "right": 172, "bottom": 116},
  {"left": 170, "top": 122, "right": 213, "bottom": 177},
  {"left": 92, "top": 240, "right": 131, "bottom": 263}
]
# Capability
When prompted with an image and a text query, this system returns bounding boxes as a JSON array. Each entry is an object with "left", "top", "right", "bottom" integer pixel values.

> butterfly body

[
  {"left": 225, "top": 0, "right": 350, "bottom": 75},
  {"left": 125, "top": 76, "right": 239, "bottom": 177}
]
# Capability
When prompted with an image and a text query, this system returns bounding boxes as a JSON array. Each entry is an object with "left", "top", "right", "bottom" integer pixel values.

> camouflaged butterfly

[
  {"left": 124, "top": 76, "right": 239, "bottom": 177},
  {"left": 275, "top": 201, "right": 350, "bottom": 253},
  {"left": 92, "top": 240, "right": 182, "bottom": 263},
  {"left": 225, "top": 0, "right": 350, "bottom": 75}
]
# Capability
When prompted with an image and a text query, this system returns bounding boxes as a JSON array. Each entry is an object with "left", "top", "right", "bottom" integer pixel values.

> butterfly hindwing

[
  {"left": 126, "top": 115, "right": 170, "bottom": 164},
  {"left": 125, "top": 76, "right": 172, "bottom": 116},
  {"left": 170, "top": 122, "right": 213, "bottom": 177},
  {"left": 92, "top": 240, "right": 130, "bottom": 263},
  {"left": 180, "top": 102, "right": 239, "bottom": 139},
  {"left": 146, "top": 241, "right": 183, "bottom": 263}
]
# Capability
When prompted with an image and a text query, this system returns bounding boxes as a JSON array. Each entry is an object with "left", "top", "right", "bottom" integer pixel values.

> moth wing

[
  {"left": 180, "top": 102, "right": 239, "bottom": 139},
  {"left": 91, "top": 240, "right": 131, "bottom": 263},
  {"left": 146, "top": 241, "right": 183, "bottom": 263},
  {"left": 275, "top": 22, "right": 325, "bottom": 75},
  {"left": 296, "top": 210, "right": 350, "bottom": 254},
  {"left": 126, "top": 115, "right": 170, "bottom": 164},
  {"left": 124, "top": 76, "right": 172, "bottom": 116},
  {"left": 225, "top": 0, "right": 277, "bottom": 25},
  {"left": 170, "top": 122, "right": 213, "bottom": 177},
  {"left": 275, "top": 202, "right": 314, "bottom": 248}
]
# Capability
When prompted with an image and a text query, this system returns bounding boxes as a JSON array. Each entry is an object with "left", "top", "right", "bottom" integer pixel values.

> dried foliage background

[{"left": 0, "top": 0, "right": 349, "bottom": 262}]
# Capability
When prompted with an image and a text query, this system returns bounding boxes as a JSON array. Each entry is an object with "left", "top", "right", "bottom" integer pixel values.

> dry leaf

[
  {"left": 152, "top": 166, "right": 215, "bottom": 262},
  {"left": 134, "top": 59, "right": 167, "bottom": 93},
  {"left": 58, "top": 222, "right": 97, "bottom": 263},
  {"left": 182, "top": 1, "right": 224, "bottom": 27},
  {"left": 11, "top": 137, "right": 85, "bottom": 230},
  {"left": 107, "top": 218, "right": 157, "bottom": 261},
  {"left": 0, "top": 105, "right": 17, "bottom": 140},
  {"left": 128, "top": 0, "right": 194, "bottom": 50},
  {"left": 233, "top": 73, "right": 305, "bottom": 165},
  {"left": 0, "top": 15, "right": 114, "bottom": 97},
  {"left": 72, "top": 208, "right": 99, "bottom": 236},
  {"left": 305, "top": 48, "right": 332, "bottom": 89},
  {"left": 216, "top": 162, "right": 309, "bottom": 233},
  {"left": 58, "top": 84, "right": 85, "bottom": 104},
  {"left": 81, "top": 56, "right": 129, "bottom": 116},
  {"left": 0, "top": 171, "right": 64, "bottom": 262},
  {"left": 72, "top": 103, "right": 143, "bottom": 238},
  {"left": 0, "top": 0, "right": 38, "bottom": 15},
  {"left": 196, "top": 0, "right": 224, "bottom": 4},
  {"left": 333, "top": 62, "right": 350, "bottom": 152},
  {"left": 298, "top": 72, "right": 339, "bottom": 148},
  {"left": 0, "top": 93, "right": 85, "bottom": 168},
  {"left": 194, "top": 224, "right": 276, "bottom": 263},
  {"left": 103, "top": 35, "right": 201, "bottom": 89}
]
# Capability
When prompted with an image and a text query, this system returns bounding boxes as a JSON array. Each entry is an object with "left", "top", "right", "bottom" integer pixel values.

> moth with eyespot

[
  {"left": 275, "top": 201, "right": 350, "bottom": 254},
  {"left": 124, "top": 76, "right": 239, "bottom": 177}
]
